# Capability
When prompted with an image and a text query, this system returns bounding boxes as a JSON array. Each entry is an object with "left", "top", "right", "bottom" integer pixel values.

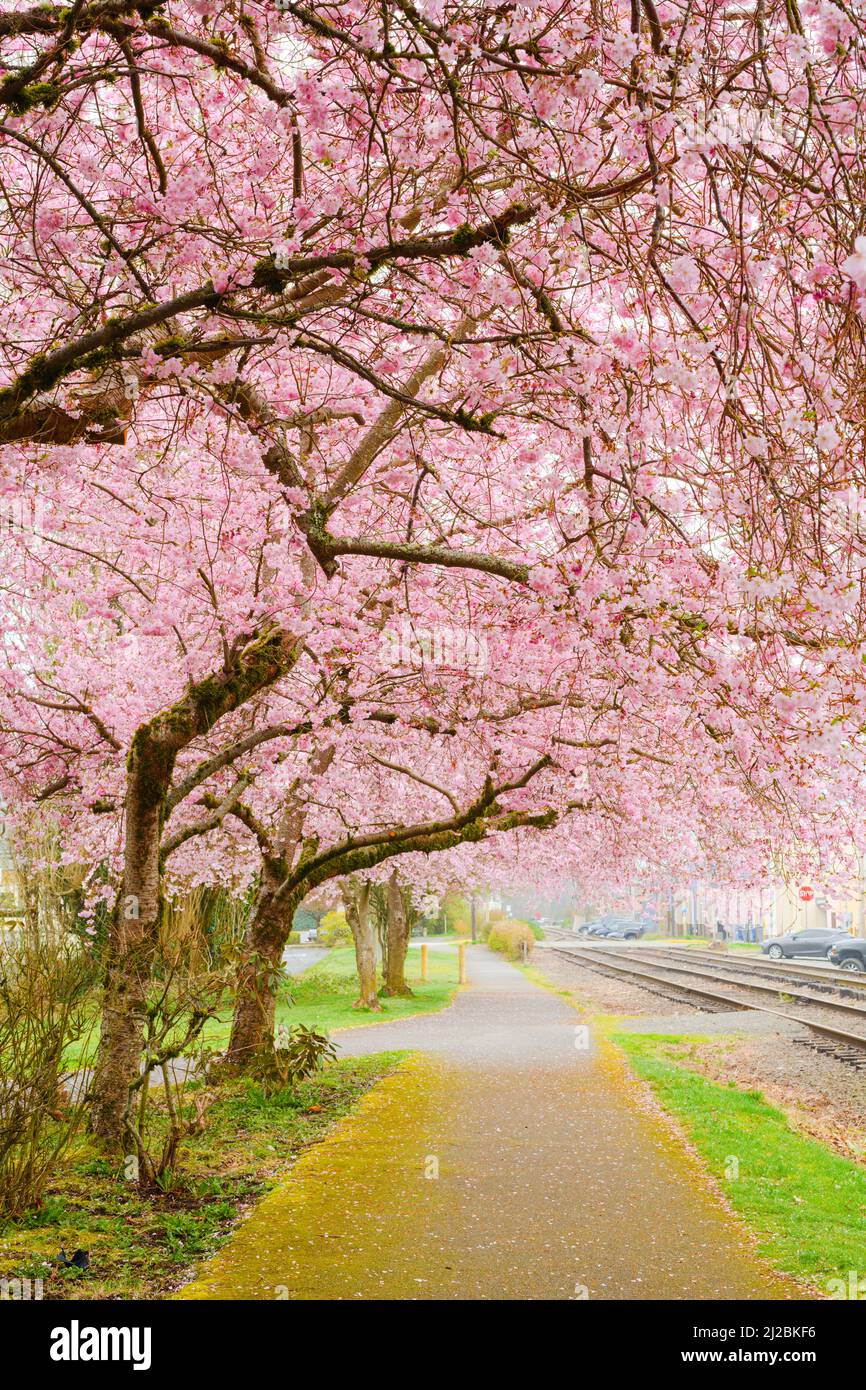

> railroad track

[
  {"left": 600, "top": 946, "right": 866, "bottom": 1010},
  {"left": 546, "top": 930, "right": 866, "bottom": 995},
  {"left": 547, "top": 943, "right": 866, "bottom": 1070},
  {"left": 645, "top": 944, "right": 866, "bottom": 995}
]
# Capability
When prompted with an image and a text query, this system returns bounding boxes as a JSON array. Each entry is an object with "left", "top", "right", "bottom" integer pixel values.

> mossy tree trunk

[
  {"left": 89, "top": 733, "right": 168, "bottom": 1147},
  {"left": 381, "top": 870, "right": 413, "bottom": 997},
  {"left": 341, "top": 878, "right": 380, "bottom": 1010},
  {"left": 225, "top": 871, "right": 298, "bottom": 1067},
  {"left": 90, "top": 627, "right": 300, "bottom": 1147},
  {"left": 225, "top": 742, "right": 335, "bottom": 1066},
  {"left": 223, "top": 759, "right": 556, "bottom": 1067}
]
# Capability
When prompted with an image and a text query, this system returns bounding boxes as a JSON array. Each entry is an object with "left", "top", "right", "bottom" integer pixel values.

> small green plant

[
  {"left": 157, "top": 1211, "right": 214, "bottom": 1258},
  {"left": 79, "top": 1158, "right": 113, "bottom": 1178},
  {"left": 190, "top": 1175, "right": 230, "bottom": 1198},
  {"left": 256, "top": 1024, "right": 337, "bottom": 1093},
  {"left": 19, "top": 1195, "right": 68, "bottom": 1228}
]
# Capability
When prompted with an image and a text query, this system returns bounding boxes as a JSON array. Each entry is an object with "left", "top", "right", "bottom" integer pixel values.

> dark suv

[
  {"left": 603, "top": 921, "right": 647, "bottom": 940},
  {"left": 828, "top": 938, "right": 866, "bottom": 972}
]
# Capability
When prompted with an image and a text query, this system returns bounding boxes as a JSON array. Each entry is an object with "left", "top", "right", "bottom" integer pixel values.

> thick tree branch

[
  {"left": 165, "top": 719, "right": 310, "bottom": 816},
  {"left": 0, "top": 207, "right": 532, "bottom": 444},
  {"left": 305, "top": 532, "right": 531, "bottom": 584},
  {"left": 160, "top": 774, "right": 251, "bottom": 860}
]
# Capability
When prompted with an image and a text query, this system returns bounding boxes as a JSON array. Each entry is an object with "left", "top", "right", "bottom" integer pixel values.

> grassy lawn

[
  {"left": 614, "top": 1030, "right": 866, "bottom": 1293},
  {"left": 64, "top": 942, "right": 461, "bottom": 1069},
  {"left": 204, "top": 942, "right": 460, "bottom": 1050},
  {"left": 0, "top": 1052, "right": 405, "bottom": 1299}
]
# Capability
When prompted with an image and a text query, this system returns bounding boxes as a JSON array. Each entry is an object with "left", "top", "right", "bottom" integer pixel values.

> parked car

[
  {"left": 583, "top": 918, "right": 624, "bottom": 936},
  {"left": 828, "top": 938, "right": 866, "bottom": 972},
  {"left": 576, "top": 918, "right": 607, "bottom": 935},
  {"left": 762, "top": 928, "right": 852, "bottom": 961},
  {"left": 604, "top": 921, "right": 647, "bottom": 940},
  {"left": 580, "top": 917, "right": 644, "bottom": 939}
]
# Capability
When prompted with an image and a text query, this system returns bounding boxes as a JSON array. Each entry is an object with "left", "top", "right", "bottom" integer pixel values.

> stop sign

[{"left": 799, "top": 885, "right": 814, "bottom": 902}]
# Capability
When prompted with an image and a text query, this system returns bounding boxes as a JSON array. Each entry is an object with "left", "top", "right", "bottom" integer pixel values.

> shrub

[
  {"left": 0, "top": 929, "right": 97, "bottom": 1218},
  {"left": 487, "top": 920, "right": 535, "bottom": 961},
  {"left": 319, "top": 910, "right": 352, "bottom": 946},
  {"left": 479, "top": 906, "right": 506, "bottom": 942},
  {"left": 255, "top": 1024, "right": 337, "bottom": 1094},
  {"left": 122, "top": 902, "right": 234, "bottom": 1191}
]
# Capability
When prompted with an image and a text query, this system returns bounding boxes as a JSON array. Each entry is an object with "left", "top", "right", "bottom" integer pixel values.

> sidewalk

[{"left": 178, "top": 949, "right": 798, "bottom": 1300}]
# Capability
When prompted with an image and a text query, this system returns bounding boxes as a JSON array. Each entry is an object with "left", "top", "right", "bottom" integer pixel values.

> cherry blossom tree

[{"left": 1, "top": 0, "right": 865, "bottom": 1141}]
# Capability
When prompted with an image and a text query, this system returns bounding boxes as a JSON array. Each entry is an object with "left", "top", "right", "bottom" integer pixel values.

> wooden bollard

[
  {"left": 458, "top": 942, "right": 467, "bottom": 984},
  {"left": 420, "top": 943, "right": 428, "bottom": 981}
]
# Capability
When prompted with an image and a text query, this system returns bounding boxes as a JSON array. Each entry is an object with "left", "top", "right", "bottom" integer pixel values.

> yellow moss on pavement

[
  {"left": 178, "top": 950, "right": 800, "bottom": 1301},
  {"left": 177, "top": 1054, "right": 447, "bottom": 1300}
]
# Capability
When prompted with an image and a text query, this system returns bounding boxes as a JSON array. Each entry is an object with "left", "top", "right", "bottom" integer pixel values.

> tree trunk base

[
  {"left": 379, "top": 984, "right": 414, "bottom": 998},
  {"left": 353, "top": 996, "right": 382, "bottom": 1011},
  {"left": 209, "top": 1049, "right": 267, "bottom": 1081}
]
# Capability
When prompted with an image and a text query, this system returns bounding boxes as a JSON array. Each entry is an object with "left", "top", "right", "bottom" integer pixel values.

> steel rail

[
  {"left": 646, "top": 944, "right": 866, "bottom": 992},
  {"left": 548, "top": 946, "right": 866, "bottom": 1053},
  {"left": 547, "top": 931, "right": 866, "bottom": 992},
  {"left": 593, "top": 947, "right": 866, "bottom": 1017}
]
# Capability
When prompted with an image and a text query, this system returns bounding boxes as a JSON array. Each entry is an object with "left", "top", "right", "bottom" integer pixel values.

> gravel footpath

[
  {"left": 538, "top": 944, "right": 866, "bottom": 1036},
  {"left": 179, "top": 947, "right": 798, "bottom": 1300},
  {"left": 533, "top": 945, "right": 706, "bottom": 1015},
  {"left": 619, "top": 1010, "right": 799, "bottom": 1036}
]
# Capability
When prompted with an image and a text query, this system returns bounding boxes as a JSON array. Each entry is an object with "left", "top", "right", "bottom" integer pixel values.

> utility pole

[{"left": 470, "top": 893, "right": 477, "bottom": 944}]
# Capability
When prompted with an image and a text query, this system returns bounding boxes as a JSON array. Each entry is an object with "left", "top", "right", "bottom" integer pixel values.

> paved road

[
  {"left": 179, "top": 948, "right": 798, "bottom": 1301},
  {"left": 282, "top": 945, "right": 329, "bottom": 975}
]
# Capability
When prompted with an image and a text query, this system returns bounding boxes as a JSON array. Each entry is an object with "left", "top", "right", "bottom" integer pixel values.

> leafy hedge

[
  {"left": 487, "top": 920, "right": 535, "bottom": 961},
  {"left": 318, "top": 910, "right": 352, "bottom": 946}
]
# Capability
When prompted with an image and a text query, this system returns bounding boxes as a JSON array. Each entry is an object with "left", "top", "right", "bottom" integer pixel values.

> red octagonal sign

[{"left": 799, "top": 885, "right": 814, "bottom": 902}]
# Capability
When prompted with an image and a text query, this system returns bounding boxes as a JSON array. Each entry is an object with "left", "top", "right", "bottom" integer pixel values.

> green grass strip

[{"left": 614, "top": 1031, "right": 866, "bottom": 1294}]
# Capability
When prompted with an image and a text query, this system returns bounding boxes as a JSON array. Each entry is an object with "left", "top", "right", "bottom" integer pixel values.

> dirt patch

[{"left": 680, "top": 1032, "right": 866, "bottom": 1166}]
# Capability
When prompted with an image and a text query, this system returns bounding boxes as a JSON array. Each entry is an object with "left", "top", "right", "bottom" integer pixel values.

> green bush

[
  {"left": 487, "top": 920, "right": 535, "bottom": 961},
  {"left": 441, "top": 891, "right": 470, "bottom": 935},
  {"left": 256, "top": 1024, "right": 338, "bottom": 1095},
  {"left": 0, "top": 931, "right": 97, "bottom": 1218},
  {"left": 319, "top": 910, "right": 352, "bottom": 947},
  {"left": 479, "top": 907, "right": 506, "bottom": 942}
]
